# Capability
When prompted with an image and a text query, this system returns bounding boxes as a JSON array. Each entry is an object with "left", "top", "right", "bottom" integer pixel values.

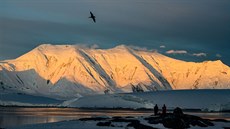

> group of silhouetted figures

[{"left": 154, "top": 104, "right": 167, "bottom": 116}]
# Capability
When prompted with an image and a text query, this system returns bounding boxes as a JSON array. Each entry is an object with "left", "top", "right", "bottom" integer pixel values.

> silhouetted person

[
  {"left": 89, "top": 11, "right": 96, "bottom": 23},
  {"left": 154, "top": 104, "right": 159, "bottom": 116},
  {"left": 162, "top": 104, "right": 167, "bottom": 115}
]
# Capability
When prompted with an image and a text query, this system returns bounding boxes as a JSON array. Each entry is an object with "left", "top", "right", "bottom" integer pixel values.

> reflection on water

[
  {"left": 0, "top": 107, "right": 151, "bottom": 128},
  {"left": 185, "top": 111, "right": 230, "bottom": 121},
  {"left": 0, "top": 107, "right": 229, "bottom": 128}
]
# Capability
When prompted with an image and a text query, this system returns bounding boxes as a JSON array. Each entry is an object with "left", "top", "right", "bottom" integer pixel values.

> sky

[{"left": 0, "top": 0, "right": 230, "bottom": 65}]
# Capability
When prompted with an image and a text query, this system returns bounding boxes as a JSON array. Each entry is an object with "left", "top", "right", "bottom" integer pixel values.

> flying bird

[{"left": 89, "top": 11, "right": 96, "bottom": 23}]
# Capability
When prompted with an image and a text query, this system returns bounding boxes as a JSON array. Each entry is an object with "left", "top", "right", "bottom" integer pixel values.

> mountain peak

[
  {"left": 36, "top": 44, "right": 75, "bottom": 51},
  {"left": 0, "top": 44, "right": 229, "bottom": 99},
  {"left": 112, "top": 44, "right": 129, "bottom": 49}
]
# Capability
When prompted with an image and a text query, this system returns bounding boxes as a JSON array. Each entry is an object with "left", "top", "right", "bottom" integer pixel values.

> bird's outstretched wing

[
  {"left": 92, "top": 17, "right": 96, "bottom": 23},
  {"left": 90, "top": 11, "right": 94, "bottom": 17}
]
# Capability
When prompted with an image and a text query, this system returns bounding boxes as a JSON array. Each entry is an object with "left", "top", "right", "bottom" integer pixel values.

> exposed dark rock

[
  {"left": 47, "top": 80, "right": 50, "bottom": 84},
  {"left": 112, "top": 116, "right": 122, "bottom": 119},
  {"left": 96, "top": 121, "right": 111, "bottom": 126},
  {"left": 173, "top": 107, "right": 183, "bottom": 117},
  {"left": 125, "top": 116, "right": 135, "bottom": 118},
  {"left": 145, "top": 112, "right": 214, "bottom": 129},
  {"left": 162, "top": 116, "right": 187, "bottom": 129}
]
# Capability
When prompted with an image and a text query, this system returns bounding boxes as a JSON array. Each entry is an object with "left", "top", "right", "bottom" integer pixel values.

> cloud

[
  {"left": 90, "top": 44, "right": 99, "bottom": 49},
  {"left": 166, "top": 50, "right": 187, "bottom": 54},
  {"left": 128, "top": 45, "right": 148, "bottom": 51},
  {"left": 216, "top": 54, "right": 222, "bottom": 58},
  {"left": 128, "top": 45, "right": 157, "bottom": 52},
  {"left": 192, "top": 53, "right": 207, "bottom": 57},
  {"left": 166, "top": 50, "right": 208, "bottom": 58},
  {"left": 160, "top": 45, "right": 166, "bottom": 48}
]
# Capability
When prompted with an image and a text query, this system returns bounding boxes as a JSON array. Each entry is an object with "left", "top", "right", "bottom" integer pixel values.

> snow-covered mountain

[{"left": 0, "top": 44, "right": 230, "bottom": 99}]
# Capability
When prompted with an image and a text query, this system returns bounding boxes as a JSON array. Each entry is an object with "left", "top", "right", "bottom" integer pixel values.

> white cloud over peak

[
  {"left": 128, "top": 45, "right": 148, "bottom": 51},
  {"left": 90, "top": 44, "right": 99, "bottom": 49},
  {"left": 216, "top": 54, "right": 222, "bottom": 58},
  {"left": 128, "top": 45, "right": 157, "bottom": 52},
  {"left": 192, "top": 53, "right": 207, "bottom": 57},
  {"left": 166, "top": 50, "right": 187, "bottom": 54},
  {"left": 160, "top": 45, "right": 166, "bottom": 48},
  {"left": 166, "top": 49, "right": 208, "bottom": 58}
]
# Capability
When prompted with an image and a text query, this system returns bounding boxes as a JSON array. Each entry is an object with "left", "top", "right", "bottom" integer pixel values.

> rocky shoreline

[{"left": 79, "top": 108, "right": 229, "bottom": 129}]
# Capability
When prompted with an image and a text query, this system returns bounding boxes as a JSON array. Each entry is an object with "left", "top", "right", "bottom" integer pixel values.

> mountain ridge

[{"left": 0, "top": 44, "right": 229, "bottom": 99}]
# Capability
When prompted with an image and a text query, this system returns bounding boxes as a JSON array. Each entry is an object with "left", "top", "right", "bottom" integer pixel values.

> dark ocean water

[{"left": 0, "top": 107, "right": 229, "bottom": 128}]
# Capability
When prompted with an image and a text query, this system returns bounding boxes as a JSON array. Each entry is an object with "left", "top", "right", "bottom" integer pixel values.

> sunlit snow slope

[{"left": 0, "top": 44, "right": 229, "bottom": 99}]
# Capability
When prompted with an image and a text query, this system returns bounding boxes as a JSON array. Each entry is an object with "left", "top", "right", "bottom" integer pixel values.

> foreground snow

[{"left": 63, "top": 90, "right": 230, "bottom": 112}]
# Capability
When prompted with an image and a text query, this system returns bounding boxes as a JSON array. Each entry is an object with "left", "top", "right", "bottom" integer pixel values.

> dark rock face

[
  {"left": 161, "top": 107, "right": 187, "bottom": 129},
  {"left": 145, "top": 112, "right": 214, "bottom": 129},
  {"left": 162, "top": 116, "right": 187, "bottom": 129},
  {"left": 96, "top": 121, "right": 111, "bottom": 126},
  {"left": 173, "top": 107, "right": 183, "bottom": 117}
]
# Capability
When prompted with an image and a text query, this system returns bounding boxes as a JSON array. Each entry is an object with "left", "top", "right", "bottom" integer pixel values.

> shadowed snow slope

[
  {"left": 0, "top": 44, "right": 230, "bottom": 99},
  {"left": 63, "top": 90, "right": 230, "bottom": 111}
]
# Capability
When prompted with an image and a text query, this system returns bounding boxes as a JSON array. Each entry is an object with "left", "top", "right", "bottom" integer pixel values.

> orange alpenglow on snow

[{"left": 0, "top": 44, "right": 229, "bottom": 98}]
